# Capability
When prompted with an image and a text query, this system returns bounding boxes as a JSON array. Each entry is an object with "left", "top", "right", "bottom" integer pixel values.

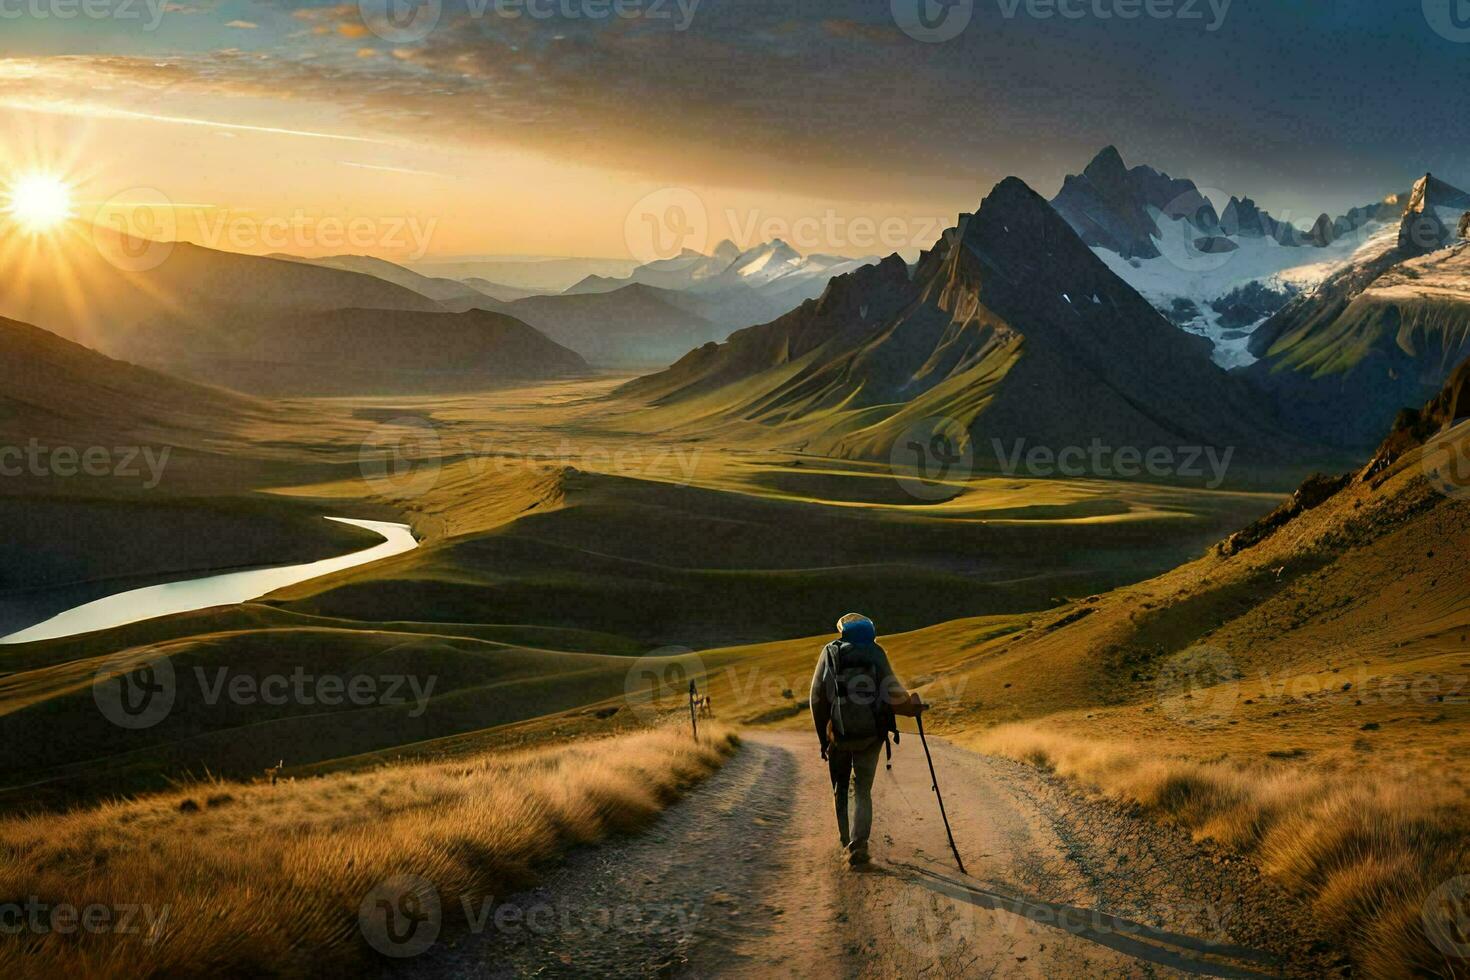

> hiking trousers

[{"left": 828, "top": 741, "right": 883, "bottom": 853}]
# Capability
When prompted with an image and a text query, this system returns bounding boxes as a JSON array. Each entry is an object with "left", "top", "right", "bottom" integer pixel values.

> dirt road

[{"left": 402, "top": 732, "right": 1342, "bottom": 978}]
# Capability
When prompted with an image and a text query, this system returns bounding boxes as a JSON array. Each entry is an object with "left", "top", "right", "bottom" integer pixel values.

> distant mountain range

[
  {"left": 1048, "top": 146, "right": 1440, "bottom": 370},
  {"left": 1244, "top": 174, "right": 1470, "bottom": 446},
  {"left": 292, "top": 240, "right": 875, "bottom": 368},
  {"left": 624, "top": 177, "right": 1299, "bottom": 467},
  {"left": 0, "top": 231, "right": 587, "bottom": 396}
]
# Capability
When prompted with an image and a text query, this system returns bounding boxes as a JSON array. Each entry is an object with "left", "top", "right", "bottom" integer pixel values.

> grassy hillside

[{"left": 0, "top": 726, "right": 737, "bottom": 979}]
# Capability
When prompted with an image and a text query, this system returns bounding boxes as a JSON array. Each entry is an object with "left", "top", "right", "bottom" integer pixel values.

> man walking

[{"left": 810, "top": 613, "right": 924, "bottom": 866}]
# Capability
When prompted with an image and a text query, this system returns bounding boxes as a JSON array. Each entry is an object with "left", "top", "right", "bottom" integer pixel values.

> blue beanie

[{"left": 837, "top": 614, "right": 876, "bottom": 644}]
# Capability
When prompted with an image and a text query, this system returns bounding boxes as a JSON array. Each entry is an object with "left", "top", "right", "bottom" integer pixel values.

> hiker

[{"left": 810, "top": 613, "right": 924, "bottom": 866}]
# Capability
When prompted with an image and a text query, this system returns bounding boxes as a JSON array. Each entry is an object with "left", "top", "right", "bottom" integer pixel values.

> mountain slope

[
  {"left": 0, "top": 314, "right": 265, "bottom": 448},
  {"left": 623, "top": 177, "right": 1299, "bottom": 467},
  {"left": 270, "top": 253, "right": 501, "bottom": 309},
  {"left": 122, "top": 307, "right": 589, "bottom": 396},
  {"left": 1245, "top": 175, "right": 1470, "bottom": 447},
  {"left": 0, "top": 228, "right": 442, "bottom": 357},
  {"left": 503, "top": 283, "right": 724, "bottom": 367}
]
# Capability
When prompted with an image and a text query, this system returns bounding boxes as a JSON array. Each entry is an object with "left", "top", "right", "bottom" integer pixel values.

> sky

[{"left": 2, "top": 0, "right": 1469, "bottom": 261}]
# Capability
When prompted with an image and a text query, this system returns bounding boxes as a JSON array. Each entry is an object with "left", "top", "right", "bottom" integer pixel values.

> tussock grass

[
  {"left": 0, "top": 725, "right": 738, "bottom": 979},
  {"left": 983, "top": 725, "right": 1470, "bottom": 978}
]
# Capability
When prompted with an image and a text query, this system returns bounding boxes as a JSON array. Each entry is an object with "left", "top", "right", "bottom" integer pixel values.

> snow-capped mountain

[
  {"left": 566, "top": 239, "right": 877, "bottom": 301},
  {"left": 1050, "top": 148, "right": 1422, "bottom": 369}
]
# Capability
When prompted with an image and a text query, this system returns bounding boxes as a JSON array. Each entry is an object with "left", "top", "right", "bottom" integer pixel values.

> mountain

[
  {"left": 502, "top": 283, "right": 724, "bottom": 368},
  {"left": 0, "top": 314, "right": 263, "bottom": 449},
  {"left": 533, "top": 239, "right": 878, "bottom": 366},
  {"left": 1050, "top": 148, "right": 1411, "bottom": 369},
  {"left": 115, "top": 306, "right": 589, "bottom": 397},
  {"left": 409, "top": 256, "right": 640, "bottom": 293},
  {"left": 566, "top": 239, "right": 875, "bottom": 302},
  {"left": 269, "top": 253, "right": 501, "bottom": 308},
  {"left": 0, "top": 228, "right": 443, "bottom": 357},
  {"left": 1050, "top": 145, "right": 1222, "bottom": 260},
  {"left": 623, "top": 177, "right": 1297, "bottom": 466},
  {"left": 461, "top": 278, "right": 550, "bottom": 303},
  {"left": 1244, "top": 175, "right": 1470, "bottom": 448}
]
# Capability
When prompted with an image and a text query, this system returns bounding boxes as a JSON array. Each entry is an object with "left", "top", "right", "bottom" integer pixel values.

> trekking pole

[
  {"left": 688, "top": 679, "right": 699, "bottom": 742},
  {"left": 915, "top": 711, "right": 966, "bottom": 875}
]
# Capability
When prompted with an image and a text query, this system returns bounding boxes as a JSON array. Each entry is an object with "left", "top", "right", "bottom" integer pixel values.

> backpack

[{"left": 825, "top": 641, "right": 886, "bottom": 746}]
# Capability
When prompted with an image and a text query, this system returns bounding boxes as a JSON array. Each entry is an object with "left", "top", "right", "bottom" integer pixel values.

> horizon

[{"left": 6, "top": 0, "right": 1470, "bottom": 262}]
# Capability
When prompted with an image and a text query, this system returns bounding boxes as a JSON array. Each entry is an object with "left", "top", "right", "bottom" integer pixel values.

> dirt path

[{"left": 401, "top": 732, "right": 1342, "bottom": 979}]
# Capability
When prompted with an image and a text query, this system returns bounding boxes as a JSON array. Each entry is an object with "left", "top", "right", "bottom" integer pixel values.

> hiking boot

[{"left": 847, "top": 846, "right": 870, "bottom": 867}]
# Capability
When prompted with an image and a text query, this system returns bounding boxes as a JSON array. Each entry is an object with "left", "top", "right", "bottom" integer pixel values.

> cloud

[{"left": 224, "top": 19, "right": 258, "bottom": 28}]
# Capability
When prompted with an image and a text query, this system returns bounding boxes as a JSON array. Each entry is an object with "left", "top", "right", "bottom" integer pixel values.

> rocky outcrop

[{"left": 1049, "top": 146, "right": 1220, "bottom": 260}]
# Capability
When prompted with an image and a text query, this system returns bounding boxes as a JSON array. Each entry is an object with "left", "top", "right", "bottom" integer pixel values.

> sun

[{"left": 5, "top": 173, "right": 74, "bottom": 233}]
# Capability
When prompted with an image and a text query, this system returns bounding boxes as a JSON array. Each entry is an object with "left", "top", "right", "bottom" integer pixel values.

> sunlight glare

[{"left": 5, "top": 173, "right": 74, "bottom": 232}]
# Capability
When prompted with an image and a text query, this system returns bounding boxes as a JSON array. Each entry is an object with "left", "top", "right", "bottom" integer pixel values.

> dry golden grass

[
  {"left": 982, "top": 725, "right": 1470, "bottom": 978},
  {"left": 0, "top": 724, "right": 737, "bottom": 979}
]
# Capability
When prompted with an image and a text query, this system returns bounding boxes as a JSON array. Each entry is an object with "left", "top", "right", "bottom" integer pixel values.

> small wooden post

[{"left": 688, "top": 679, "right": 699, "bottom": 741}]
